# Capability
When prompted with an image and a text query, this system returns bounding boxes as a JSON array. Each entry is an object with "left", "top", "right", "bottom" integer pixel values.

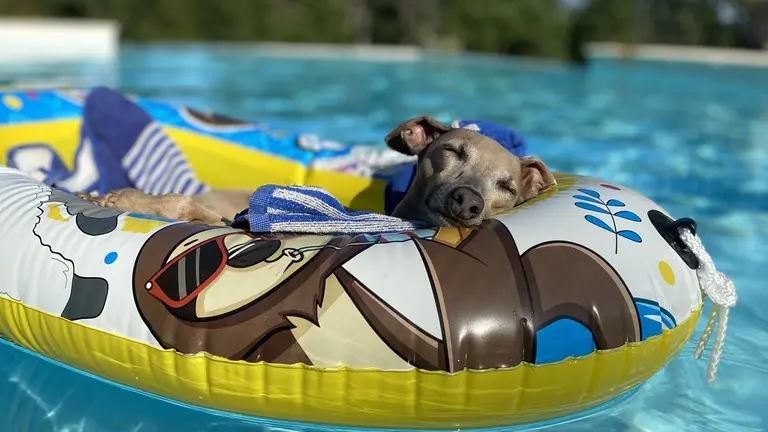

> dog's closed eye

[
  {"left": 444, "top": 144, "right": 468, "bottom": 161},
  {"left": 496, "top": 179, "right": 517, "bottom": 196}
]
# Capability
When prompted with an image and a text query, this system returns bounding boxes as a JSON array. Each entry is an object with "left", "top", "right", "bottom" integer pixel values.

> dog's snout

[{"left": 448, "top": 187, "right": 484, "bottom": 221}]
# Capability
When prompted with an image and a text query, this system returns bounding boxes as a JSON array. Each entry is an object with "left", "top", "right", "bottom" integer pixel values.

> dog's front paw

[
  {"left": 99, "top": 190, "right": 123, "bottom": 209},
  {"left": 75, "top": 191, "right": 106, "bottom": 206},
  {"left": 74, "top": 189, "right": 135, "bottom": 210}
]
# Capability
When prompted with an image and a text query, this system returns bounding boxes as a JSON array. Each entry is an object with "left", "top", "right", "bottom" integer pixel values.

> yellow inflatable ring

[
  {"left": 0, "top": 89, "right": 702, "bottom": 429},
  {"left": 0, "top": 166, "right": 702, "bottom": 429}
]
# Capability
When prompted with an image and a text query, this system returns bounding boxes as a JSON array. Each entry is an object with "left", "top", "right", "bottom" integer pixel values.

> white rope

[{"left": 678, "top": 228, "right": 737, "bottom": 384}]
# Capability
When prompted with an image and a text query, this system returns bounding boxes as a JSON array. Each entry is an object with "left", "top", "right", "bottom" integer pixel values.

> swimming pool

[{"left": 1, "top": 43, "right": 766, "bottom": 431}]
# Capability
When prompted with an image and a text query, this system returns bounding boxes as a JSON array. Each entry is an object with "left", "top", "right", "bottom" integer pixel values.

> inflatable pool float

[{"left": 0, "top": 88, "right": 725, "bottom": 429}]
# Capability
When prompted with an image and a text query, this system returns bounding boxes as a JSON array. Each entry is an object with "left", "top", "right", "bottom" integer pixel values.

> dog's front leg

[{"left": 79, "top": 188, "right": 226, "bottom": 225}]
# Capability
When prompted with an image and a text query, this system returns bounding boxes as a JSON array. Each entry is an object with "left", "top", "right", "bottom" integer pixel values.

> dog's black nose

[{"left": 448, "top": 187, "right": 484, "bottom": 221}]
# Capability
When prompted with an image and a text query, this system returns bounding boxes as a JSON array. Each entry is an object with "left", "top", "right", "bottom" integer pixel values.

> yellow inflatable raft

[
  {"left": 0, "top": 165, "right": 703, "bottom": 429},
  {"left": 0, "top": 89, "right": 704, "bottom": 429}
]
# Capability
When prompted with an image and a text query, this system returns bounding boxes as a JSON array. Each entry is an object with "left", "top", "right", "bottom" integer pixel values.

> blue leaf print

[
  {"left": 606, "top": 199, "right": 625, "bottom": 207},
  {"left": 573, "top": 194, "right": 603, "bottom": 204},
  {"left": 575, "top": 201, "right": 610, "bottom": 214},
  {"left": 585, "top": 215, "right": 615, "bottom": 233},
  {"left": 614, "top": 210, "right": 641, "bottom": 222},
  {"left": 577, "top": 188, "right": 600, "bottom": 199},
  {"left": 617, "top": 230, "right": 642, "bottom": 242}
]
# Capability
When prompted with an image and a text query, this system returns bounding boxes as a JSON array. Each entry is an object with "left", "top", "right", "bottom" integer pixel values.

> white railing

[
  {"left": 0, "top": 18, "right": 119, "bottom": 88},
  {"left": 0, "top": 18, "right": 119, "bottom": 63}
]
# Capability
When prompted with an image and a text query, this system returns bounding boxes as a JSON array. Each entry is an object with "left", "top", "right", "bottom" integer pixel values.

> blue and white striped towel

[
  {"left": 232, "top": 185, "right": 426, "bottom": 234},
  {"left": 7, "top": 86, "right": 209, "bottom": 197},
  {"left": 121, "top": 122, "right": 208, "bottom": 196},
  {"left": 80, "top": 87, "right": 209, "bottom": 196}
]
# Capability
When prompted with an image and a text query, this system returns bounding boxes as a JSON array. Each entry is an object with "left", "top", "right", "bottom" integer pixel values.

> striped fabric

[
  {"left": 52, "top": 120, "right": 207, "bottom": 196},
  {"left": 233, "top": 184, "right": 426, "bottom": 234},
  {"left": 122, "top": 121, "right": 207, "bottom": 196},
  {"left": 7, "top": 87, "right": 209, "bottom": 198}
]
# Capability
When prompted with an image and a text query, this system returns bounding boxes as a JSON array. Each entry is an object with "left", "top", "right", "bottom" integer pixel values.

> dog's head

[{"left": 385, "top": 116, "right": 556, "bottom": 227}]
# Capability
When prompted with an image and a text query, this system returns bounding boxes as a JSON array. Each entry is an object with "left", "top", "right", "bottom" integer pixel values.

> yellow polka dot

[
  {"left": 2, "top": 95, "right": 23, "bottom": 111},
  {"left": 658, "top": 261, "right": 676, "bottom": 286}
]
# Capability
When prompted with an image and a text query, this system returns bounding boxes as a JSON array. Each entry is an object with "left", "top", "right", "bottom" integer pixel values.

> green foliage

[
  {"left": 0, "top": 0, "right": 760, "bottom": 59},
  {"left": 438, "top": 0, "right": 569, "bottom": 56}
]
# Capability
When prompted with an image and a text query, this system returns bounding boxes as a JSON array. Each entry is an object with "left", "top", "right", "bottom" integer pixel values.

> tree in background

[
  {"left": 0, "top": 0, "right": 762, "bottom": 59},
  {"left": 571, "top": 0, "right": 758, "bottom": 48}
]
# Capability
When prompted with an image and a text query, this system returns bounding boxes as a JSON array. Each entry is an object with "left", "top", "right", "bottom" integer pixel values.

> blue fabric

[
  {"left": 233, "top": 185, "right": 426, "bottom": 234},
  {"left": 84, "top": 87, "right": 208, "bottom": 196},
  {"left": 7, "top": 86, "right": 209, "bottom": 196},
  {"left": 384, "top": 163, "right": 419, "bottom": 216},
  {"left": 454, "top": 120, "right": 529, "bottom": 156},
  {"left": 383, "top": 119, "right": 529, "bottom": 215}
]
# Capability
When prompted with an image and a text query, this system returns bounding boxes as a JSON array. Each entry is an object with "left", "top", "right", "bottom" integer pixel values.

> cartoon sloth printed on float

[{"left": 132, "top": 220, "right": 642, "bottom": 371}]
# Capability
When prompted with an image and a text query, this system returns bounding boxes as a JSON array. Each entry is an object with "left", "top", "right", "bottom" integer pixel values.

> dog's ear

[
  {"left": 385, "top": 116, "right": 452, "bottom": 155},
  {"left": 520, "top": 157, "right": 557, "bottom": 201}
]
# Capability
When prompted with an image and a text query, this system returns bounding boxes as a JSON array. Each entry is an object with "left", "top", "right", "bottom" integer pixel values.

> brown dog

[
  {"left": 78, "top": 116, "right": 556, "bottom": 228},
  {"left": 385, "top": 116, "right": 556, "bottom": 227}
]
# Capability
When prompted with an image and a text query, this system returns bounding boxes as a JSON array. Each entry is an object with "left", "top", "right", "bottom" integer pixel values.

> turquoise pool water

[{"left": 1, "top": 43, "right": 767, "bottom": 431}]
